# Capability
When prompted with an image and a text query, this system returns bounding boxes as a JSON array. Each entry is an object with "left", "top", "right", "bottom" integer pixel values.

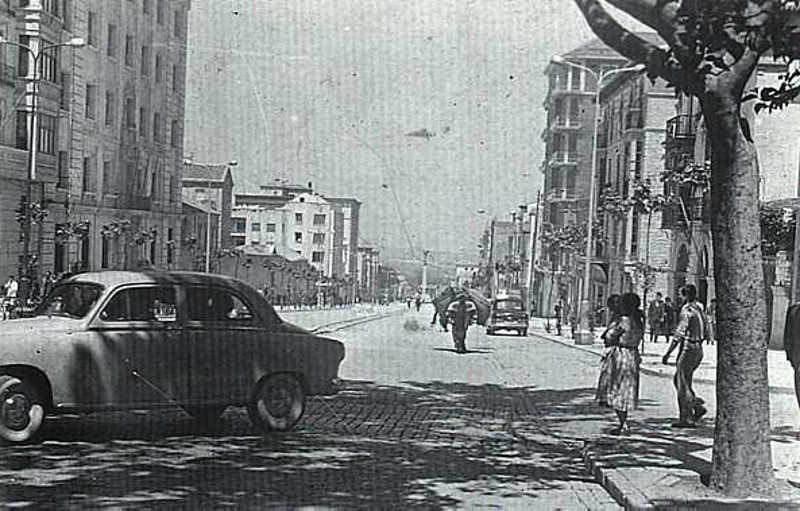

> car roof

[{"left": 65, "top": 270, "right": 252, "bottom": 293}]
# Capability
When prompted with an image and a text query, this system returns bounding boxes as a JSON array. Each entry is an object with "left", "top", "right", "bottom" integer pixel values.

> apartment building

[{"left": 0, "top": 0, "right": 191, "bottom": 283}]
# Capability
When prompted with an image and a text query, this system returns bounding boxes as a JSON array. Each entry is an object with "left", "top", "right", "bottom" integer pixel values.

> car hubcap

[
  {"left": 2, "top": 394, "right": 31, "bottom": 431},
  {"left": 265, "top": 386, "right": 292, "bottom": 418}
]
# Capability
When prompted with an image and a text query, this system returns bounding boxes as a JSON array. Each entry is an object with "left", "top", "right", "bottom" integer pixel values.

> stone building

[{"left": 0, "top": 0, "right": 191, "bottom": 286}]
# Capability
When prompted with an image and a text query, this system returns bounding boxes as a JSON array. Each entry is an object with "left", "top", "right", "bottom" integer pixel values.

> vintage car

[
  {"left": 486, "top": 296, "right": 529, "bottom": 336},
  {"left": 0, "top": 271, "right": 346, "bottom": 444}
]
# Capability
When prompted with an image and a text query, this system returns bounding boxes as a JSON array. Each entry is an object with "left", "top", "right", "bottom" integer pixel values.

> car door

[
  {"left": 183, "top": 284, "right": 265, "bottom": 405},
  {"left": 90, "top": 284, "right": 188, "bottom": 407}
]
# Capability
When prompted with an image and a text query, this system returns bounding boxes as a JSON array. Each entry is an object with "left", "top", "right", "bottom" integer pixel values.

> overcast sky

[{"left": 184, "top": 0, "right": 604, "bottom": 262}]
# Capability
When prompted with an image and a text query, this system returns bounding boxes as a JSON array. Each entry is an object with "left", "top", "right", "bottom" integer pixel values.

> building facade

[
  {"left": 181, "top": 160, "right": 234, "bottom": 269},
  {"left": 0, "top": 0, "right": 191, "bottom": 286}
]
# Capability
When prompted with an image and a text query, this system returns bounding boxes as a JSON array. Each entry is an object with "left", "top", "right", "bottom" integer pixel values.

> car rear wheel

[
  {"left": 521, "top": 329, "right": 528, "bottom": 336},
  {"left": 486, "top": 328, "right": 495, "bottom": 336},
  {"left": 248, "top": 373, "right": 306, "bottom": 433},
  {"left": 0, "top": 375, "right": 45, "bottom": 444}
]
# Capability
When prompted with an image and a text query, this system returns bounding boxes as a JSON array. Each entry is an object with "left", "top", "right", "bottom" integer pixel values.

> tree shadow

[{"left": 0, "top": 379, "right": 612, "bottom": 508}]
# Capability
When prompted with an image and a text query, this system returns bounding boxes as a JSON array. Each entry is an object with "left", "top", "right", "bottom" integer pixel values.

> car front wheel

[
  {"left": 248, "top": 373, "right": 306, "bottom": 433},
  {"left": 0, "top": 375, "right": 45, "bottom": 444}
]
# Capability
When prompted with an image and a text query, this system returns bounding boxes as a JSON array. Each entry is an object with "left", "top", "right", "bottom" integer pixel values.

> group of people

[
  {"left": 1, "top": 271, "right": 61, "bottom": 320},
  {"left": 647, "top": 291, "right": 716, "bottom": 345},
  {"left": 596, "top": 283, "right": 712, "bottom": 434}
]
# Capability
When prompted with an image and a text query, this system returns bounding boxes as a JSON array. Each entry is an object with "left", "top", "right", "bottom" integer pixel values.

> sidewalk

[
  {"left": 529, "top": 317, "right": 796, "bottom": 395},
  {"left": 528, "top": 316, "right": 800, "bottom": 508}
]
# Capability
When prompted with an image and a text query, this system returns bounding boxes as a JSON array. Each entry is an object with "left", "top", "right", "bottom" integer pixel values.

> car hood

[
  {"left": 0, "top": 316, "right": 83, "bottom": 336},
  {"left": 282, "top": 321, "right": 313, "bottom": 335}
]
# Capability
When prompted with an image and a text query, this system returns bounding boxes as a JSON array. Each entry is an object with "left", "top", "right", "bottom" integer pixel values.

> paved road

[{"left": 6, "top": 305, "right": 794, "bottom": 508}]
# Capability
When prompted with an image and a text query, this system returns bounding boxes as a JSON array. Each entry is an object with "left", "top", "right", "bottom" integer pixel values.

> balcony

[
  {"left": 551, "top": 116, "right": 581, "bottom": 130},
  {"left": 660, "top": 197, "right": 710, "bottom": 229},
  {"left": 546, "top": 188, "right": 578, "bottom": 202},
  {"left": 665, "top": 114, "right": 696, "bottom": 149},
  {"left": 548, "top": 151, "right": 578, "bottom": 166},
  {"left": 625, "top": 109, "right": 643, "bottom": 131},
  {"left": 120, "top": 194, "right": 153, "bottom": 211}
]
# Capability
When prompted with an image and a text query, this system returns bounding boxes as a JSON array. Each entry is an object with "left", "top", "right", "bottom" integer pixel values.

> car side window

[
  {"left": 185, "top": 286, "right": 254, "bottom": 323},
  {"left": 101, "top": 286, "right": 177, "bottom": 323}
]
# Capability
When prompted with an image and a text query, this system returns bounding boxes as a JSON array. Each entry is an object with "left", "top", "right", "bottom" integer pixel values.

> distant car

[
  {"left": 0, "top": 271, "right": 345, "bottom": 444},
  {"left": 486, "top": 296, "right": 529, "bottom": 336}
]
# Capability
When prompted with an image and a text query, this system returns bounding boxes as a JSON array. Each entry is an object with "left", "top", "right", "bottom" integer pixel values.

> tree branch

[
  {"left": 572, "top": 0, "right": 690, "bottom": 91},
  {"left": 604, "top": 0, "right": 681, "bottom": 33}
]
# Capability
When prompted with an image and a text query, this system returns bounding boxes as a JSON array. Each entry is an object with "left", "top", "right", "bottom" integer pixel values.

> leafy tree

[
  {"left": 572, "top": 0, "right": 800, "bottom": 496},
  {"left": 760, "top": 204, "right": 796, "bottom": 256}
]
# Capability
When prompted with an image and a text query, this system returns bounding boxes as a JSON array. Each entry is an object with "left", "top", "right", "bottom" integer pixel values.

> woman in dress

[
  {"left": 596, "top": 294, "right": 622, "bottom": 407},
  {"left": 605, "top": 292, "right": 644, "bottom": 435}
]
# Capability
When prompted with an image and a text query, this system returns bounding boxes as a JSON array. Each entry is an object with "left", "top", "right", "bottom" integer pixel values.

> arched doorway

[
  {"left": 674, "top": 244, "right": 689, "bottom": 298},
  {"left": 698, "top": 246, "right": 710, "bottom": 305}
]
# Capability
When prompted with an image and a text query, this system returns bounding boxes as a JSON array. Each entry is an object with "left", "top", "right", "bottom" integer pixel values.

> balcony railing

[
  {"left": 625, "top": 109, "right": 643, "bottom": 130},
  {"left": 548, "top": 151, "right": 578, "bottom": 165},
  {"left": 665, "top": 114, "right": 696, "bottom": 144},
  {"left": 660, "top": 197, "right": 710, "bottom": 229},
  {"left": 546, "top": 188, "right": 578, "bottom": 201},
  {"left": 552, "top": 116, "right": 581, "bottom": 129},
  {"left": 120, "top": 194, "right": 153, "bottom": 211}
]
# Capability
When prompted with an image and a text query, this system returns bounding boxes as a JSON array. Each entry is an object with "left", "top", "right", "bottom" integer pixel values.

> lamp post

[
  {"left": 551, "top": 56, "right": 644, "bottom": 344},
  {"left": 0, "top": 36, "right": 84, "bottom": 299}
]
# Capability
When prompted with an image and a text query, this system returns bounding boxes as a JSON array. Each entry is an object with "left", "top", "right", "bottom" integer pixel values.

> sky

[{"left": 183, "top": 0, "right": 602, "bottom": 263}]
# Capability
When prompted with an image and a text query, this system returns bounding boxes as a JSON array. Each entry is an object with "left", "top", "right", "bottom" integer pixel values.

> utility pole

[
  {"left": 526, "top": 191, "right": 541, "bottom": 311},
  {"left": 421, "top": 249, "right": 431, "bottom": 297}
]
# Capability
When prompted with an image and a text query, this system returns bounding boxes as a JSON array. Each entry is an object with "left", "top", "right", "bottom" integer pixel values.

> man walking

[
  {"left": 647, "top": 292, "right": 666, "bottom": 342},
  {"left": 2, "top": 275, "right": 18, "bottom": 320},
  {"left": 662, "top": 284, "right": 708, "bottom": 428},
  {"left": 447, "top": 295, "right": 475, "bottom": 354}
]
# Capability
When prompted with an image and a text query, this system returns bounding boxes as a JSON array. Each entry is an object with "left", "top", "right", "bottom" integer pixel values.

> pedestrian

[
  {"left": 783, "top": 303, "right": 800, "bottom": 413},
  {"left": 603, "top": 292, "right": 644, "bottom": 435},
  {"left": 41, "top": 271, "right": 54, "bottom": 301},
  {"left": 662, "top": 296, "right": 676, "bottom": 343},
  {"left": 662, "top": 284, "right": 709, "bottom": 428},
  {"left": 706, "top": 298, "right": 717, "bottom": 344},
  {"left": 647, "top": 292, "right": 666, "bottom": 343},
  {"left": 447, "top": 295, "right": 475, "bottom": 354},
  {"left": 554, "top": 301, "right": 562, "bottom": 335},
  {"left": 406, "top": 296, "right": 412, "bottom": 309},
  {"left": 414, "top": 294, "right": 422, "bottom": 312},
  {"left": 2, "top": 275, "right": 18, "bottom": 320},
  {"left": 596, "top": 294, "right": 622, "bottom": 407}
]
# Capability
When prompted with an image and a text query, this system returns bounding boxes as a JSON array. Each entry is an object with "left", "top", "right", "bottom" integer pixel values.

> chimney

[{"left": 308, "top": 181, "right": 313, "bottom": 191}]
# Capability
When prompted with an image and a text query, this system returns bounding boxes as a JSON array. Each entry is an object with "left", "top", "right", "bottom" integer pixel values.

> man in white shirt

[{"left": 2, "top": 275, "right": 18, "bottom": 320}]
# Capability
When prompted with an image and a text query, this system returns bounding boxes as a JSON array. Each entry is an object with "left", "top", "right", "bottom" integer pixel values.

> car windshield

[
  {"left": 495, "top": 299, "right": 523, "bottom": 311},
  {"left": 35, "top": 283, "right": 105, "bottom": 319}
]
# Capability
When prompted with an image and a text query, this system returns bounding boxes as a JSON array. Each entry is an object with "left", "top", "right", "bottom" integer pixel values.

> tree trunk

[{"left": 701, "top": 60, "right": 774, "bottom": 495}]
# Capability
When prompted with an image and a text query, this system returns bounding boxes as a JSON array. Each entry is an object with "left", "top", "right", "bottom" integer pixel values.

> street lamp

[
  {"left": 0, "top": 36, "right": 85, "bottom": 299},
  {"left": 550, "top": 56, "right": 645, "bottom": 344}
]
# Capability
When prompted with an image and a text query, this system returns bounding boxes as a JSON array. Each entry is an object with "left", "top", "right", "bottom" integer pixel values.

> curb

[
  {"left": 583, "top": 442, "right": 653, "bottom": 510},
  {"left": 531, "top": 328, "right": 796, "bottom": 396},
  {"left": 310, "top": 308, "right": 405, "bottom": 334}
]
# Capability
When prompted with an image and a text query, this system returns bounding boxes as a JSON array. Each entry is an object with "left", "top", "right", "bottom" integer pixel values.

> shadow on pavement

[{"left": 0, "top": 379, "right": 611, "bottom": 509}]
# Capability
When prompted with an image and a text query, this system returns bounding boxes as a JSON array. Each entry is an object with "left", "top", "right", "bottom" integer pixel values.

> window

[
  {"left": 101, "top": 286, "right": 177, "bottom": 323},
  {"left": 38, "top": 114, "right": 56, "bottom": 155},
  {"left": 87, "top": 11, "right": 98, "bottom": 47},
  {"left": 82, "top": 155, "right": 96, "bottom": 193},
  {"left": 266, "top": 223, "right": 276, "bottom": 233},
  {"left": 312, "top": 251, "right": 324, "bottom": 263},
  {"left": 105, "top": 91, "right": 115, "bottom": 126},
  {"left": 251, "top": 222, "right": 261, "bottom": 232},
  {"left": 15, "top": 111, "right": 27, "bottom": 150},
  {"left": 56, "top": 151, "right": 69, "bottom": 189},
  {"left": 166, "top": 228, "right": 174, "bottom": 265},
  {"left": 295, "top": 213, "right": 303, "bottom": 224},
  {"left": 170, "top": 119, "right": 180, "bottom": 147},
  {"left": 173, "top": 10, "right": 182, "bottom": 37},
  {"left": 102, "top": 160, "right": 112, "bottom": 193},
  {"left": 233, "top": 218, "right": 246, "bottom": 233},
  {"left": 107, "top": 24, "right": 117, "bottom": 57},
  {"left": 124, "top": 35, "right": 134, "bottom": 66},
  {"left": 157, "top": 0, "right": 165, "bottom": 24},
  {"left": 60, "top": 72, "right": 71, "bottom": 110},
  {"left": 140, "top": 45, "right": 150, "bottom": 76},
  {"left": 139, "top": 107, "right": 147, "bottom": 137},
  {"left": 185, "top": 287, "right": 253, "bottom": 323},
  {"left": 313, "top": 214, "right": 326, "bottom": 225},
  {"left": 294, "top": 232, "right": 303, "bottom": 243},
  {"left": 85, "top": 84, "right": 96, "bottom": 119},
  {"left": 313, "top": 232, "right": 325, "bottom": 244},
  {"left": 101, "top": 237, "right": 110, "bottom": 268},
  {"left": 153, "top": 112, "right": 162, "bottom": 142},
  {"left": 125, "top": 96, "right": 136, "bottom": 128},
  {"left": 143, "top": 0, "right": 150, "bottom": 14},
  {"left": 171, "top": 64, "right": 179, "bottom": 92},
  {"left": 40, "top": 47, "right": 58, "bottom": 83},
  {"left": 155, "top": 53, "right": 162, "bottom": 82}
]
